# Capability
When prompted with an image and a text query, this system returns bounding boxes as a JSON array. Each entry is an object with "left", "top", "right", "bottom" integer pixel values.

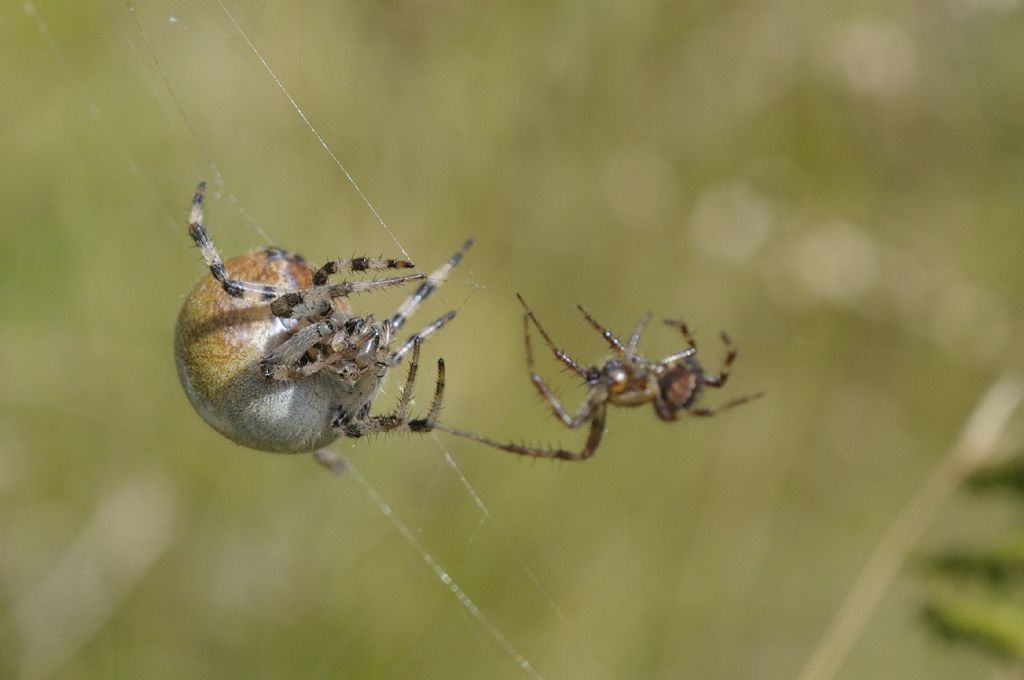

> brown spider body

[
  {"left": 174, "top": 182, "right": 470, "bottom": 465},
  {"left": 433, "top": 296, "right": 761, "bottom": 461},
  {"left": 597, "top": 354, "right": 705, "bottom": 417},
  {"left": 175, "top": 249, "right": 355, "bottom": 453},
  {"left": 654, "top": 358, "right": 704, "bottom": 417}
]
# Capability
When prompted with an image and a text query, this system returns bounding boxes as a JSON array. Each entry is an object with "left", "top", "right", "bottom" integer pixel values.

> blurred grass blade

[
  {"left": 13, "top": 478, "right": 177, "bottom": 680},
  {"left": 799, "top": 375, "right": 1024, "bottom": 680},
  {"left": 923, "top": 595, "right": 1024, "bottom": 659}
]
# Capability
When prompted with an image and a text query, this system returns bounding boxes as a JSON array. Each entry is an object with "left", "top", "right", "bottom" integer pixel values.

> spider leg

[
  {"left": 518, "top": 299, "right": 606, "bottom": 425},
  {"left": 410, "top": 358, "right": 447, "bottom": 432},
  {"left": 188, "top": 181, "right": 296, "bottom": 301},
  {"left": 661, "top": 347, "right": 697, "bottom": 364},
  {"left": 426, "top": 358, "right": 446, "bottom": 423},
  {"left": 188, "top": 182, "right": 428, "bottom": 318},
  {"left": 686, "top": 331, "right": 763, "bottom": 415},
  {"left": 526, "top": 356, "right": 608, "bottom": 428},
  {"left": 390, "top": 310, "right": 457, "bottom": 364},
  {"left": 662, "top": 318, "right": 699, "bottom": 354},
  {"left": 432, "top": 404, "right": 607, "bottom": 461},
  {"left": 339, "top": 339, "right": 423, "bottom": 437},
  {"left": 687, "top": 391, "right": 765, "bottom": 417},
  {"left": 388, "top": 239, "right": 473, "bottom": 332},
  {"left": 626, "top": 312, "right": 653, "bottom": 356},
  {"left": 516, "top": 293, "right": 591, "bottom": 379},
  {"left": 520, "top": 323, "right": 606, "bottom": 426},
  {"left": 701, "top": 331, "right": 737, "bottom": 388},
  {"left": 313, "top": 255, "right": 415, "bottom": 285},
  {"left": 260, "top": 318, "right": 342, "bottom": 380},
  {"left": 422, "top": 318, "right": 608, "bottom": 458},
  {"left": 269, "top": 273, "right": 426, "bottom": 320},
  {"left": 378, "top": 238, "right": 472, "bottom": 365},
  {"left": 575, "top": 304, "right": 626, "bottom": 354}
]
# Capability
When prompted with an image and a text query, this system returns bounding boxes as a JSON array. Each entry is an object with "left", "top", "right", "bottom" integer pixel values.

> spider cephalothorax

[
  {"left": 174, "top": 182, "right": 471, "bottom": 467},
  {"left": 434, "top": 294, "right": 761, "bottom": 461}
]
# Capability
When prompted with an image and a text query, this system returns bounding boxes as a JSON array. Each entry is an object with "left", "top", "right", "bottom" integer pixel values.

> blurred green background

[{"left": 3, "top": 1, "right": 1024, "bottom": 678}]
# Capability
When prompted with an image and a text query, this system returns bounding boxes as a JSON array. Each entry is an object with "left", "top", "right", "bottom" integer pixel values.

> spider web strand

[
  {"left": 430, "top": 435, "right": 613, "bottom": 679},
  {"left": 213, "top": 0, "right": 410, "bottom": 260},
  {"left": 122, "top": 2, "right": 272, "bottom": 243},
  {"left": 344, "top": 460, "right": 543, "bottom": 680}
]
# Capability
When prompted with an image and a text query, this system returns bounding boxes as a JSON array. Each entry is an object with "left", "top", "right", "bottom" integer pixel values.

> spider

[
  {"left": 174, "top": 181, "right": 471, "bottom": 470},
  {"left": 433, "top": 294, "right": 762, "bottom": 460}
]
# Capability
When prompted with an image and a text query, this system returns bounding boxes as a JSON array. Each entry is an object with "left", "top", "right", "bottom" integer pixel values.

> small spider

[
  {"left": 433, "top": 294, "right": 762, "bottom": 460},
  {"left": 174, "top": 182, "right": 471, "bottom": 468}
]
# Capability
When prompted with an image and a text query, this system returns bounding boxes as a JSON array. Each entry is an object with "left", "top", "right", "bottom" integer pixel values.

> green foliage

[
  {"left": 922, "top": 455, "right": 1024, "bottom": 664},
  {"left": 927, "top": 537, "right": 1024, "bottom": 585},
  {"left": 924, "top": 596, "right": 1024, "bottom": 660},
  {"left": 967, "top": 458, "right": 1024, "bottom": 497}
]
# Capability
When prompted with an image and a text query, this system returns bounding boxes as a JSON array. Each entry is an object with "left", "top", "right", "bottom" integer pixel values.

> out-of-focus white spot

[
  {"left": 835, "top": 21, "right": 917, "bottom": 97},
  {"left": 602, "top": 146, "right": 678, "bottom": 231},
  {"left": 881, "top": 248, "right": 1012, "bottom": 363},
  {"left": 688, "top": 182, "right": 775, "bottom": 263},
  {"left": 796, "top": 221, "right": 879, "bottom": 302},
  {"left": 169, "top": 16, "right": 178, "bottom": 24}
]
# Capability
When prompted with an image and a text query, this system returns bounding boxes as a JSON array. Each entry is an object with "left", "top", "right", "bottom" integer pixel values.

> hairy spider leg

[
  {"left": 432, "top": 404, "right": 607, "bottom": 461},
  {"left": 313, "top": 256, "right": 414, "bottom": 285},
  {"left": 687, "top": 392, "right": 765, "bottom": 417},
  {"left": 427, "top": 296, "right": 614, "bottom": 460},
  {"left": 386, "top": 240, "right": 473, "bottom": 364},
  {"left": 659, "top": 318, "right": 700, "bottom": 365},
  {"left": 260, "top": 317, "right": 343, "bottom": 380},
  {"left": 188, "top": 182, "right": 423, "bottom": 308},
  {"left": 269, "top": 274, "right": 426, "bottom": 320},
  {"left": 389, "top": 239, "right": 474, "bottom": 332},
  {"left": 521, "top": 311, "right": 610, "bottom": 427},
  {"left": 339, "top": 338, "right": 423, "bottom": 437},
  {"left": 410, "top": 357, "right": 446, "bottom": 432},
  {"left": 663, "top": 322, "right": 734, "bottom": 388},
  {"left": 515, "top": 293, "right": 591, "bottom": 379},
  {"left": 575, "top": 304, "right": 627, "bottom": 354},
  {"left": 704, "top": 332, "right": 738, "bottom": 388},
  {"left": 662, "top": 318, "right": 699, "bottom": 350},
  {"left": 339, "top": 339, "right": 447, "bottom": 437},
  {"left": 626, "top": 312, "right": 653, "bottom": 357},
  {"left": 188, "top": 182, "right": 293, "bottom": 301},
  {"left": 391, "top": 310, "right": 456, "bottom": 364}
]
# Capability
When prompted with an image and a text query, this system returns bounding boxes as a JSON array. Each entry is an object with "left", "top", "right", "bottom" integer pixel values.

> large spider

[
  {"left": 433, "top": 294, "right": 762, "bottom": 460},
  {"left": 174, "top": 182, "right": 470, "bottom": 469}
]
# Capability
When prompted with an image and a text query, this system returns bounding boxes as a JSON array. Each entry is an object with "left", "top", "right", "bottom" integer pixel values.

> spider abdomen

[
  {"left": 657, "top": 364, "right": 701, "bottom": 413},
  {"left": 175, "top": 249, "right": 352, "bottom": 453}
]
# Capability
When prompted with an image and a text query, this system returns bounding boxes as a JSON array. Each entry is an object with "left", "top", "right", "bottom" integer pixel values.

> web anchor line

[
  {"left": 214, "top": 0, "right": 410, "bottom": 261},
  {"left": 344, "top": 460, "right": 543, "bottom": 679}
]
